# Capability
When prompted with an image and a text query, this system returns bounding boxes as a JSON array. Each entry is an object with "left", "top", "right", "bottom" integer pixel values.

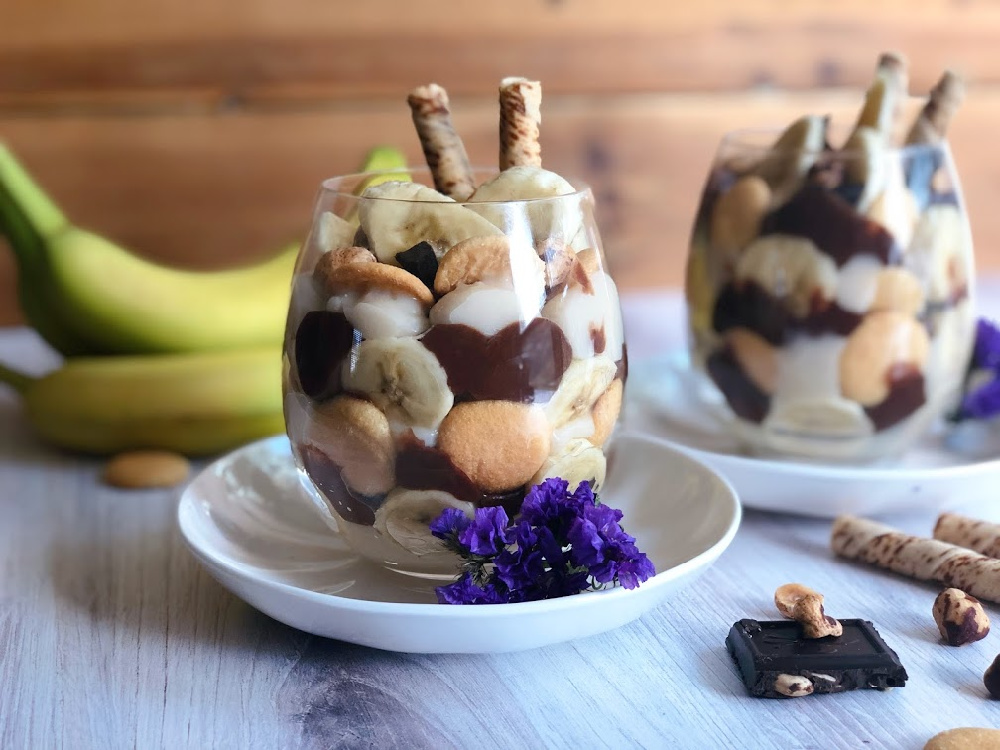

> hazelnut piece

[
  {"left": 774, "top": 673, "right": 814, "bottom": 698},
  {"left": 774, "top": 582, "right": 822, "bottom": 618},
  {"left": 774, "top": 583, "right": 843, "bottom": 639},
  {"left": 933, "top": 588, "right": 990, "bottom": 646},
  {"left": 793, "top": 594, "right": 844, "bottom": 639},
  {"left": 984, "top": 655, "right": 1000, "bottom": 699}
]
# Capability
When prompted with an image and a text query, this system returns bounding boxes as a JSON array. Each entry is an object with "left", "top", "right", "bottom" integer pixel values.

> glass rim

[
  {"left": 718, "top": 125, "right": 951, "bottom": 159},
  {"left": 318, "top": 167, "right": 594, "bottom": 205}
]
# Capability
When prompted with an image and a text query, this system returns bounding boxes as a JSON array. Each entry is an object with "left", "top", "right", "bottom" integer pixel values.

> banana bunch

[{"left": 0, "top": 144, "right": 409, "bottom": 456}]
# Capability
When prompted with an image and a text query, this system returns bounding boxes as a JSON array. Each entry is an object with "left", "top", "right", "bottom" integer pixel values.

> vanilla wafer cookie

[
  {"left": 905, "top": 70, "right": 966, "bottom": 145},
  {"left": 831, "top": 515, "right": 1000, "bottom": 603},
  {"left": 499, "top": 77, "right": 542, "bottom": 170},
  {"left": 407, "top": 83, "right": 476, "bottom": 200},
  {"left": 934, "top": 512, "right": 1000, "bottom": 559}
]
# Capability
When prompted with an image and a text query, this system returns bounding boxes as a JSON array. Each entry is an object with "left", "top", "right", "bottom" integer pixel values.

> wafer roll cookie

[
  {"left": 852, "top": 52, "right": 909, "bottom": 139},
  {"left": 499, "top": 77, "right": 542, "bottom": 170},
  {"left": 905, "top": 70, "right": 965, "bottom": 145},
  {"left": 831, "top": 515, "right": 1000, "bottom": 603},
  {"left": 934, "top": 512, "right": 1000, "bottom": 558},
  {"left": 407, "top": 84, "right": 476, "bottom": 200}
]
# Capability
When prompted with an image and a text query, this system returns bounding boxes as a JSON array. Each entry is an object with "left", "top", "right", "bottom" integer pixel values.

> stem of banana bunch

[
  {"left": 0, "top": 144, "right": 67, "bottom": 242},
  {"left": 0, "top": 362, "right": 34, "bottom": 394}
]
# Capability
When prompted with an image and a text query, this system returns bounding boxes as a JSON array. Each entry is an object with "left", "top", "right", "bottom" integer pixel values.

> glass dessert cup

[
  {"left": 283, "top": 168, "right": 626, "bottom": 577},
  {"left": 685, "top": 129, "right": 976, "bottom": 463}
]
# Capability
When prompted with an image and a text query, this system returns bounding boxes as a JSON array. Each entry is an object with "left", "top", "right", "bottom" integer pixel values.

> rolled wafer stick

[
  {"left": 850, "top": 51, "right": 909, "bottom": 141},
  {"left": 407, "top": 83, "right": 476, "bottom": 200},
  {"left": 934, "top": 512, "right": 1000, "bottom": 558},
  {"left": 831, "top": 515, "right": 1000, "bottom": 603},
  {"left": 905, "top": 70, "right": 966, "bottom": 145},
  {"left": 499, "top": 77, "right": 542, "bottom": 170}
]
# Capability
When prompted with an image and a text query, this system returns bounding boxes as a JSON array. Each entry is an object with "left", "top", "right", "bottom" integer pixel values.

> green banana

[
  {"left": 0, "top": 142, "right": 301, "bottom": 354},
  {"left": 0, "top": 347, "right": 284, "bottom": 456},
  {"left": 0, "top": 144, "right": 409, "bottom": 356}
]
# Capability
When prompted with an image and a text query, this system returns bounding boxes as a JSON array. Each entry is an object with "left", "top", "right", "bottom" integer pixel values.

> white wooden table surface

[{"left": 4, "top": 290, "right": 1000, "bottom": 750}]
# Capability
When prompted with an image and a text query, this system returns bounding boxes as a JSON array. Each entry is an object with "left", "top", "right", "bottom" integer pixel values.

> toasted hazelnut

[
  {"left": 774, "top": 582, "right": 823, "bottom": 619},
  {"left": 793, "top": 594, "right": 844, "bottom": 639},
  {"left": 984, "top": 655, "right": 1000, "bottom": 699},
  {"left": 774, "top": 673, "right": 814, "bottom": 698},
  {"left": 934, "top": 588, "right": 990, "bottom": 646}
]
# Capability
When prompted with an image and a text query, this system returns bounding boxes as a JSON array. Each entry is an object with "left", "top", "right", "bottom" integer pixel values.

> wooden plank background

[{"left": 2, "top": 1, "right": 1000, "bottom": 327}]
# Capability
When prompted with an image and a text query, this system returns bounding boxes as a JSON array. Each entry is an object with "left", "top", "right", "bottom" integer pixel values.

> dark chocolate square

[{"left": 726, "top": 619, "right": 907, "bottom": 698}]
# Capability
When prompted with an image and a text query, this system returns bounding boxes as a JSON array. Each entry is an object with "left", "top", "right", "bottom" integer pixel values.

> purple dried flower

[
  {"left": 960, "top": 376, "right": 1000, "bottom": 421},
  {"left": 435, "top": 573, "right": 507, "bottom": 605},
  {"left": 956, "top": 318, "right": 1000, "bottom": 421},
  {"left": 429, "top": 507, "right": 472, "bottom": 541},
  {"left": 431, "top": 477, "right": 656, "bottom": 605},
  {"left": 972, "top": 318, "right": 1000, "bottom": 371},
  {"left": 457, "top": 505, "right": 510, "bottom": 556}
]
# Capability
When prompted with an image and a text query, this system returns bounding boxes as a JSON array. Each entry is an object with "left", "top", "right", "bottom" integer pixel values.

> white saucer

[
  {"left": 626, "top": 351, "right": 1000, "bottom": 518},
  {"left": 177, "top": 433, "right": 740, "bottom": 654}
]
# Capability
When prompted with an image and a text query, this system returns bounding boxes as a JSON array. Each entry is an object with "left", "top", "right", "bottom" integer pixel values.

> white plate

[
  {"left": 177, "top": 433, "right": 740, "bottom": 654},
  {"left": 626, "top": 351, "right": 1000, "bottom": 518}
]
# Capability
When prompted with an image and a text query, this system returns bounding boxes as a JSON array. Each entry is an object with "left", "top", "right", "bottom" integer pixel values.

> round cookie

[
  {"left": 101, "top": 450, "right": 191, "bottom": 489},
  {"left": 536, "top": 237, "right": 577, "bottom": 289},
  {"left": 318, "top": 259, "right": 434, "bottom": 307},
  {"left": 591, "top": 379, "right": 624, "bottom": 447},
  {"left": 709, "top": 175, "right": 772, "bottom": 258},
  {"left": 839, "top": 311, "right": 930, "bottom": 406},
  {"left": 437, "top": 401, "right": 550, "bottom": 492},
  {"left": 307, "top": 395, "right": 395, "bottom": 496},
  {"left": 871, "top": 266, "right": 926, "bottom": 317},
  {"left": 434, "top": 235, "right": 544, "bottom": 295}
]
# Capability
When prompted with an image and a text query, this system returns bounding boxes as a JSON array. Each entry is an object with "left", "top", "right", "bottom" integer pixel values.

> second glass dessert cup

[
  {"left": 685, "top": 129, "right": 976, "bottom": 463},
  {"left": 283, "top": 169, "right": 626, "bottom": 576}
]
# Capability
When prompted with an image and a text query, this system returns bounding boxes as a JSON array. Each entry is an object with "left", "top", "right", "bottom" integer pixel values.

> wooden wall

[{"left": 3, "top": 1, "right": 1000, "bottom": 326}]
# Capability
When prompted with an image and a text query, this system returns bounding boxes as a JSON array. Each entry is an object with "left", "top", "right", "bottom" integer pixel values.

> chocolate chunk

[
  {"left": 726, "top": 619, "right": 907, "bottom": 698},
  {"left": 864, "top": 365, "right": 926, "bottom": 431},
  {"left": 299, "top": 444, "right": 379, "bottom": 526},
  {"left": 761, "top": 184, "right": 898, "bottom": 267},
  {"left": 706, "top": 347, "right": 771, "bottom": 423},
  {"left": 294, "top": 311, "right": 357, "bottom": 401},
  {"left": 395, "top": 241, "right": 439, "bottom": 293}
]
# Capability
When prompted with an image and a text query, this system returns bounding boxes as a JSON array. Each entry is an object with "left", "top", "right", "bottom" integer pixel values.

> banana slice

[
  {"left": 908, "top": 204, "right": 971, "bottom": 304},
  {"left": 753, "top": 115, "right": 828, "bottom": 204},
  {"left": 331, "top": 289, "right": 429, "bottom": 340},
  {"left": 541, "top": 272, "right": 624, "bottom": 360},
  {"left": 315, "top": 211, "right": 358, "bottom": 253},
  {"left": 429, "top": 281, "right": 542, "bottom": 336},
  {"left": 530, "top": 438, "right": 607, "bottom": 493},
  {"left": 342, "top": 337, "right": 453, "bottom": 429},
  {"left": 373, "top": 489, "right": 474, "bottom": 557},
  {"left": 545, "top": 356, "right": 618, "bottom": 434},
  {"left": 842, "top": 126, "right": 887, "bottom": 213},
  {"left": 358, "top": 181, "right": 502, "bottom": 264},
  {"left": 734, "top": 236, "right": 838, "bottom": 318},
  {"left": 467, "top": 166, "right": 584, "bottom": 245}
]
